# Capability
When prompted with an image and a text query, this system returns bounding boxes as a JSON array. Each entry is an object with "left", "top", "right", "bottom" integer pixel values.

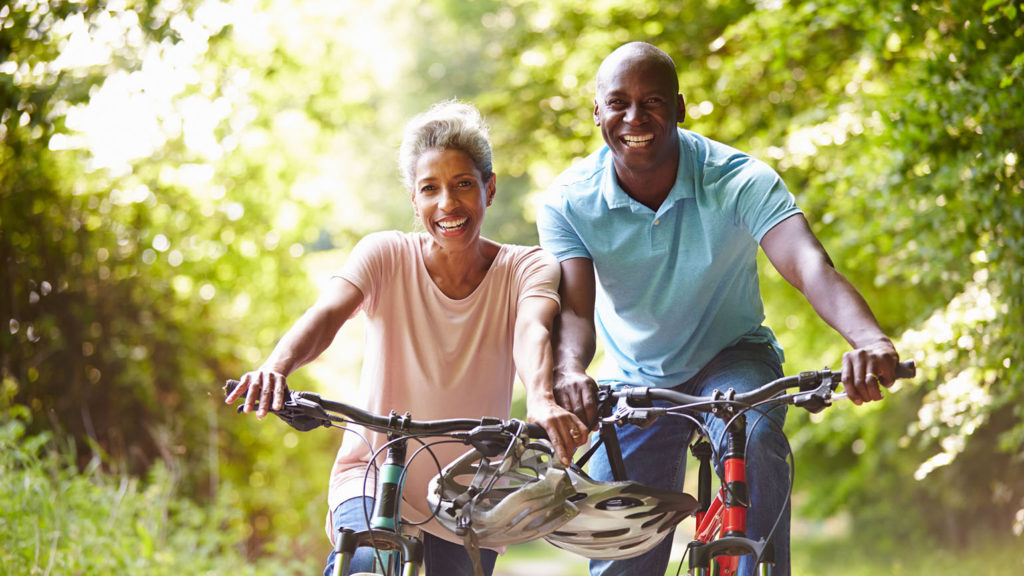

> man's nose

[{"left": 624, "top": 103, "right": 645, "bottom": 123}]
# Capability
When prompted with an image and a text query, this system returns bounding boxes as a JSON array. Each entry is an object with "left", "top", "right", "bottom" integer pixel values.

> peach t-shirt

[{"left": 325, "top": 231, "right": 560, "bottom": 546}]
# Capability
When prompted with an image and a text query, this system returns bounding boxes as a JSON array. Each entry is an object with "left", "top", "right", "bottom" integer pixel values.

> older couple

[{"left": 227, "top": 42, "right": 900, "bottom": 576}]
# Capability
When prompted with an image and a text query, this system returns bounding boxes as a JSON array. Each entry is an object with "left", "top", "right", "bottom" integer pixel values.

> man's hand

[
  {"left": 842, "top": 339, "right": 900, "bottom": 405},
  {"left": 527, "top": 399, "right": 588, "bottom": 466},
  {"left": 553, "top": 369, "right": 599, "bottom": 431},
  {"left": 224, "top": 369, "right": 289, "bottom": 419}
]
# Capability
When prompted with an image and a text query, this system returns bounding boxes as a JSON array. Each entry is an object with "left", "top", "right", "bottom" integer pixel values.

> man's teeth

[
  {"left": 623, "top": 135, "right": 653, "bottom": 147},
  {"left": 437, "top": 217, "right": 467, "bottom": 231}
]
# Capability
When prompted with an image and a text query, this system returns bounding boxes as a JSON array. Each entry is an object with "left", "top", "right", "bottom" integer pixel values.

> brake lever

[
  {"left": 234, "top": 389, "right": 332, "bottom": 432},
  {"left": 790, "top": 381, "right": 834, "bottom": 414},
  {"left": 601, "top": 396, "right": 661, "bottom": 429}
]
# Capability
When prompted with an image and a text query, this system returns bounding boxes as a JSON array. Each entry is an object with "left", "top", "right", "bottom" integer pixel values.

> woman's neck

[{"left": 422, "top": 237, "right": 500, "bottom": 300}]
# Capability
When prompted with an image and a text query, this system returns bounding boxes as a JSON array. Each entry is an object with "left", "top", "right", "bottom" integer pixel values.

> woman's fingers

[
  {"left": 230, "top": 370, "right": 288, "bottom": 419},
  {"left": 541, "top": 409, "right": 588, "bottom": 466}
]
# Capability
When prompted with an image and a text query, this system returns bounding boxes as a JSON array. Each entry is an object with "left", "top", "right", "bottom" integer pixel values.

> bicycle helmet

[
  {"left": 542, "top": 465, "right": 700, "bottom": 560},
  {"left": 427, "top": 439, "right": 580, "bottom": 547}
]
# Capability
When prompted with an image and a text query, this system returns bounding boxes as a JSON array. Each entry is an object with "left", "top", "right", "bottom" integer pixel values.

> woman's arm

[
  {"left": 514, "top": 294, "right": 587, "bottom": 465},
  {"left": 761, "top": 214, "right": 900, "bottom": 404},
  {"left": 225, "top": 276, "right": 365, "bottom": 418}
]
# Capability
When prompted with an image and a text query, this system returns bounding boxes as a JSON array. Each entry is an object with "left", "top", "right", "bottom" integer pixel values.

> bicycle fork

[{"left": 688, "top": 414, "right": 774, "bottom": 576}]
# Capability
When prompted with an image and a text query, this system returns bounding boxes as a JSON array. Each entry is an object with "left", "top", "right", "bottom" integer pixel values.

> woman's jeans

[
  {"left": 322, "top": 496, "right": 498, "bottom": 576},
  {"left": 588, "top": 342, "right": 791, "bottom": 576}
]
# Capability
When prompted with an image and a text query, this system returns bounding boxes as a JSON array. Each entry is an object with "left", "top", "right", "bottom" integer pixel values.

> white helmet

[
  {"left": 427, "top": 439, "right": 580, "bottom": 547},
  {"left": 429, "top": 440, "right": 699, "bottom": 558}
]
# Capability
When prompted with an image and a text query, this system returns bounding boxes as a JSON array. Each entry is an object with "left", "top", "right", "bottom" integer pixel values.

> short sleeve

[
  {"left": 536, "top": 190, "right": 592, "bottom": 262},
  {"left": 715, "top": 157, "right": 802, "bottom": 243},
  {"left": 512, "top": 246, "right": 561, "bottom": 309},
  {"left": 332, "top": 231, "right": 400, "bottom": 315}
]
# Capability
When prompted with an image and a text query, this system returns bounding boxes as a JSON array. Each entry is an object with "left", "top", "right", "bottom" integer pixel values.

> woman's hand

[
  {"left": 224, "top": 369, "right": 289, "bottom": 419},
  {"left": 527, "top": 398, "right": 588, "bottom": 466}
]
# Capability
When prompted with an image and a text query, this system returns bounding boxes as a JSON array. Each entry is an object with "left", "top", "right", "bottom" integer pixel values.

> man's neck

[{"left": 615, "top": 159, "right": 679, "bottom": 212}]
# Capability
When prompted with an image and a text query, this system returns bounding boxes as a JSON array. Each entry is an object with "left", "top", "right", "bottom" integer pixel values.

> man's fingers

[{"left": 579, "top": 385, "right": 598, "bottom": 429}]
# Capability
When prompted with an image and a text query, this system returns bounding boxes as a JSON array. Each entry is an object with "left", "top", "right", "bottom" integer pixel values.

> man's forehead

[{"left": 597, "top": 57, "right": 676, "bottom": 95}]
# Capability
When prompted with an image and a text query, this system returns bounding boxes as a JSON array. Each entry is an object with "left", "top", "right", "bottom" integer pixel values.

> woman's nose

[{"left": 439, "top": 188, "right": 457, "bottom": 209}]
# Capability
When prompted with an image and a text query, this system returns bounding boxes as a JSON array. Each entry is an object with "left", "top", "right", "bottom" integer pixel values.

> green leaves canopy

[{"left": 2, "top": 0, "right": 1021, "bottom": 557}]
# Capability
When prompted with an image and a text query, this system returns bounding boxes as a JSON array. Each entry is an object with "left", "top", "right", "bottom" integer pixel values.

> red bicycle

[{"left": 567, "top": 360, "right": 917, "bottom": 575}]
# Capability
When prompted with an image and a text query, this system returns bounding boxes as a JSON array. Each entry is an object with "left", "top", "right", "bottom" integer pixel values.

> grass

[
  {"left": 0, "top": 401, "right": 316, "bottom": 576},
  {"left": 792, "top": 533, "right": 1024, "bottom": 576},
  {"left": 495, "top": 527, "right": 1024, "bottom": 576}
]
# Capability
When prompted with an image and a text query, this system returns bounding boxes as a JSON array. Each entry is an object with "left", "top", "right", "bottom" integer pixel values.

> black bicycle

[{"left": 224, "top": 380, "right": 565, "bottom": 576}]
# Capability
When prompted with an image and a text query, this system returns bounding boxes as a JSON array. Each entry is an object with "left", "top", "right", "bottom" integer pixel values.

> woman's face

[{"left": 411, "top": 148, "right": 495, "bottom": 249}]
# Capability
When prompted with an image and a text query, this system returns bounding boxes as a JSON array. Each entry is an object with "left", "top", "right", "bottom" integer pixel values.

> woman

[{"left": 225, "top": 101, "right": 586, "bottom": 575}]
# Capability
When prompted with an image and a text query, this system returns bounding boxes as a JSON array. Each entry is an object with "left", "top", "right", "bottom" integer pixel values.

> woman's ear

[{"left": 486, "top": 174, "right": 496, "bottom": 206}]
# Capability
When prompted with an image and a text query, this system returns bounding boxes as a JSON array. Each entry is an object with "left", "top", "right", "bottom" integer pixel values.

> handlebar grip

[
  {"left": 224, "top": 379, "right": 240, "bottom": 396},
  {"left": 524, "top": 422, "right": 549, "bottom": 440},
  {"left": 895, "top": 360, "right": 916, "bottom": 380}
]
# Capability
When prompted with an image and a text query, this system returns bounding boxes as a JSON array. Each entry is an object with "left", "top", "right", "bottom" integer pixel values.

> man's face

[{"left": 594, "top": 56, "right": 685, "bottom": 177}]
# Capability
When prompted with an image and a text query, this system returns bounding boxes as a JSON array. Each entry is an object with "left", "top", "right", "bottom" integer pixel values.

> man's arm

[
  {"left": 514, "top": 295, "right": 587, "bottom": 464},
  {"left": 224, "top": 276, "right": 364, "bottom": 418},
  {"left": 551, "top": 257, "right": 600, "bottom": 427},
  {"left": 760, "top": 214, "right": 899, "bottom": 404}
]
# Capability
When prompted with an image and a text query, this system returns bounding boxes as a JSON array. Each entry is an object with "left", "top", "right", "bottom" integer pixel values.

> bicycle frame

[
  {"left": 332, "top": 435, "right": 425, "bottom": 576},
  {"left": 688, "top": 415, "right": 773, "bottom": 576}
]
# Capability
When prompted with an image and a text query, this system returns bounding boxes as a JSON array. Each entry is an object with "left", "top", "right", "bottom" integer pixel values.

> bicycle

[
  {"left": 224, "top": 378, "right": 546, "bottom": 575},
  {"left": 225, "top": 359, "right": 914, "bottom": 576},
  {"left": 224, "top": 379, "right": 697, "bottom": 576},
  {"left": 561, "top": 359, "right": 918, "bottom": 575}
]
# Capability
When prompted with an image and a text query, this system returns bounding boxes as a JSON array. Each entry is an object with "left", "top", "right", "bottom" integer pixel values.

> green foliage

[
  {"left": 0, "top": 388, "right": 314, "bottom": 575},
  {"left": 3, "top": 0, "right": 1022, "bottom": 565}
]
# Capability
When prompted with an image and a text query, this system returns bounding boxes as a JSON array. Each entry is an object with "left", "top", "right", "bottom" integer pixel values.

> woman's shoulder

[
  {"left": 492, "top": 242, "right": 558, "bottom": 273},
  {"left": 354, "top": 230, "right": 423, "bottom": 253}
]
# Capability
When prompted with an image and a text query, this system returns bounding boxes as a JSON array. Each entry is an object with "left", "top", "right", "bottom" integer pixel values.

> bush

[{"left": 0, "top": 385, "right": 314, "bottom": 576}]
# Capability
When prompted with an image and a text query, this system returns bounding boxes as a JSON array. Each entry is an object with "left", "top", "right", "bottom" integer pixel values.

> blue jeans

[
  {"left": 323, "top": 496, "right": 498, "bottom": 576},
  {"left": 589, "top": 342, "right": 790, "bottom": 576}
]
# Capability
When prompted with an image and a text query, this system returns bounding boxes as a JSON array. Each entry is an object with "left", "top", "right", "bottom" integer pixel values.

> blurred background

[{"left": 2, "top": 0, "right": 1022, "bottom": 574}]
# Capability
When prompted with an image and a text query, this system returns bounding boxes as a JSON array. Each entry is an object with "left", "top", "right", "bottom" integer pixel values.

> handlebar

[
  {"left": 223, "top": 380, "right": 549, "bottom": 454},
  {"left": 610, "top": 360, "right": 916, "bottom": 417}
]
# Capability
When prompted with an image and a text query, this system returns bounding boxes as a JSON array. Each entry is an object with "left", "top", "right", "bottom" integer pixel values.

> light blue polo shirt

[{"left": 538, "top": 128, "right": 802, "bottom": 388}]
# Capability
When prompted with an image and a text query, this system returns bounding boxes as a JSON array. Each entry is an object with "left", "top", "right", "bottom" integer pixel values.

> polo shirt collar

[{"left": 599, "top": 129, "right": 696, "bottom": 212}]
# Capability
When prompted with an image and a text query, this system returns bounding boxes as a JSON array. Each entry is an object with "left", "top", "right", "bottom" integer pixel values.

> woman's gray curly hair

[{"left": 398, "top": 100, "right": 493, "bottom": 190}]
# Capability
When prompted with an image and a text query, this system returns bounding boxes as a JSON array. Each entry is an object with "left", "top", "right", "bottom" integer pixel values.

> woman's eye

[{"left": 457, "top": 180, "right": 473, "bottom": 188}]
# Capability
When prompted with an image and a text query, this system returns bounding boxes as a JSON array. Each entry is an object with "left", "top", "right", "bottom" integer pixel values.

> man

[{"left": 537, "top": 42, "right": 900, "bottom": 576}]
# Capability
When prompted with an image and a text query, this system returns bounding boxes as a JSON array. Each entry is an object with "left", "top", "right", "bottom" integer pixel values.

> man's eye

[
  {"left": 457, "top": 180, "right": 474, "bottom": 188},
  {"left": 419, "top": 185, "right": 436, "bottom": 193}
]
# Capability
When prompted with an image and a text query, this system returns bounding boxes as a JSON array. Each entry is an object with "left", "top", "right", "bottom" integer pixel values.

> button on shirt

[{"left": 538, "top": 128, "right": 802, "bottom": 387}]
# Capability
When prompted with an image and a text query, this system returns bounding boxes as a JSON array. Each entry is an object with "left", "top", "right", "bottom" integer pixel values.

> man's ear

[{"left": 593, "top": 99, "right": 601, "bottom": 126}]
